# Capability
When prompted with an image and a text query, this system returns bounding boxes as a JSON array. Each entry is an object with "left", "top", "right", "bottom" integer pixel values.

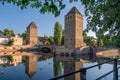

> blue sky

[{"left": 0, "top": 1, "right": 95, "bottom": 37}]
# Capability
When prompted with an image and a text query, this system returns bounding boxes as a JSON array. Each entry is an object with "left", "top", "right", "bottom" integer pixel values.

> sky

[{"left": 0, "top": 1, "right": 95, "bottom": 37}]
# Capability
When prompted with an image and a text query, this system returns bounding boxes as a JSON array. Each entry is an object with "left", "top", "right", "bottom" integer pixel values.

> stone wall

[{"left": 55, "top": 46, "right": 92, "bottom": 55}]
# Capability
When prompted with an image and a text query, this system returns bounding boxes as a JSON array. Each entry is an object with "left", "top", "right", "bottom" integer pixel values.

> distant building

[
  {"left": 64, "top": 7, "right": 84, "bottom": 48},
  {"left": 11, "top": 54, "right": 22, "bottom": 66},
  {"left": 11, "top": 35, "right": 23, "bottom": 45},
  {"left": 0, "top": 38, "right": 9, "bottom": 45},
  {"left": 0, "top": 54, "right": 22, "bottom": 66},
  {"left": 0, "top": 56, "right": 8, "bottom": 64},
  {"left": 26, "top": 22, "right": 38, "bottom": 45},
  {"left": 0, "top": 33, "right": 9, "bottom": 45},
  {"left": 0, "top": 33, "right": 23, "bottom": 45}
]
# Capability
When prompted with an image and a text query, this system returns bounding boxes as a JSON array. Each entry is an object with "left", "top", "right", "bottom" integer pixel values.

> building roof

[
  {"left": 27, "top": 22, "right": 37, "bottom": 29},
  {"left": 66, "top": 6, "right": 83, "bottom": 16}
]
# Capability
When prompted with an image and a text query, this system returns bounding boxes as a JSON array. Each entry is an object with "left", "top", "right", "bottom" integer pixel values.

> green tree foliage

[
  {"left": 7, "top": 55, "right": 13, "bottom": 63},
  {"left": 39, "top": 36, "right": 54, "bottom": 45},
  {"left": 8, "top": 39, "right": 14, "bottom": 46},
  {"left": 61, "top": 30, "right": 64, "bottom": 45},
  {"left": 54, "top": 22, "right": 62, "bottom": 45},
  {"left": 0, "top": 0, "right": 71, "bottom": 17},
  {"left": 83, "top": 31, "right": 96, "bottom": 46},
  {"left": 81, "top": 0, "right": 120, "bottom": 47},
  {"left": 54, "top": 62, "right": 62, "bottom": 77},
  {"left": 21, "top": 31, "right": 26, "bottom": 40},
  {"left": 98, "top": 39, "right": 104, "bottom": 47},
  {"left": 4, "top": 28, "right": 14, "bottom": 35},
  {"left": 47, "top": 37, "right": 54, "bottom": 45},
  {"left": 82, "top": 0, "right": 120, "bottom": 35}
]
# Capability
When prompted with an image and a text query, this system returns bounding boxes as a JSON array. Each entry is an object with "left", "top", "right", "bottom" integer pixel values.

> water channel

[{"left": 0, "top": 52, "right": 119, "bottom": 80}]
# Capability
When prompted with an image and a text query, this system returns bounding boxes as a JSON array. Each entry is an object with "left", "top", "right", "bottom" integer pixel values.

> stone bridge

[{"left": 38, "top": 45, "right": 55, "bottom": 54}]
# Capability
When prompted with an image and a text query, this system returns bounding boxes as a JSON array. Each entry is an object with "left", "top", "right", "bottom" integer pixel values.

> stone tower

[
  {"left": 65, "top": 7, "right": 83, "bottom": 48},
  {"left": 64, "top": 61, "right": 83, "bottom": 80},
  {"left": 26, "top": 22, "right": 38, "bottom": 45}
]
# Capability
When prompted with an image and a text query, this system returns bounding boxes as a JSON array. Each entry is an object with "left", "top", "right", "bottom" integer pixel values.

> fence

[{"left": 50, "top": 58, "right": 118, "bottom": 80}]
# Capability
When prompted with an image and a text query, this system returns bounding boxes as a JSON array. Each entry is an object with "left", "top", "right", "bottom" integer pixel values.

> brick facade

[
  {"left": 26, "top": 22, "right": 38, "bottom": 45},
  {"left": 65, "top": 7, "right": 83, "bottom": 48}
]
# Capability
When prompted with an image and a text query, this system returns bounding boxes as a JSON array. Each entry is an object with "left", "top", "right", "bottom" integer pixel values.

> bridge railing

[{"left": 50, "top": 58, "right": 118, "bottom": 80}]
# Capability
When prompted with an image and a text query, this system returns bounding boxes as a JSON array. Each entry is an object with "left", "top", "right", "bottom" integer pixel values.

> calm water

[{"left": 0, "top": 52, "right": 118, "bottom": 80}]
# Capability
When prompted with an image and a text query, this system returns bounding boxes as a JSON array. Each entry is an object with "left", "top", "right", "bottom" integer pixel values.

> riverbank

[
  {"left": 96, "top": 47, "right": 120, "bottom": 58},
  {"left": 0, "top": 45, "right": 39, "bottom": 52}
]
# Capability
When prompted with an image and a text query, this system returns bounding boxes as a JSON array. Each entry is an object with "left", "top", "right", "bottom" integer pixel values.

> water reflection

[
  {"left": 0, "top": 51, "right": 115, "bottom": 80},
  {"left": 0, "top": 52, "right": 38, "bottom": 79},
  {"left": 54, "top": 55, "right": 90, "bottom": 80},
  {"left": 24, "top": 54, "right": 37, "bottom": 78}
]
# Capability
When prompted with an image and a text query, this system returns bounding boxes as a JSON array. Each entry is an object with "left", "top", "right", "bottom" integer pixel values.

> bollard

[
  {"left": 80, "top": 68, "right": 86, "bottom": 80},
  {"left": 113, "top": 58, "right": 118, "bottom": 80}
]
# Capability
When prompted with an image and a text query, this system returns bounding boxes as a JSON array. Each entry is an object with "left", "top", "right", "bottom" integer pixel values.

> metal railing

[{"left": 50, "top": 58, "right": 118, "bottom": 80}]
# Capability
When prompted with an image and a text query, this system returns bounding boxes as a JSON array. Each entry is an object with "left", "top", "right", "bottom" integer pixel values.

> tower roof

[
  {"left": 66, "top": 6, "right": 83, "bottom": 16},
  {"left": 27, "top": 22, "right": 37, "bottom": 29}
]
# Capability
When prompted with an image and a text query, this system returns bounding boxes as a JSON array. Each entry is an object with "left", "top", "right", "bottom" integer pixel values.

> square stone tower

[
  {"left": 65, "top": 7, "right": 83, "bottom": 48},
  {"left": 64, "top": 61, "right": 83, "bottom": 80},
  {"left": 26, "top": 22, "right": 38, "bottom": 45}
]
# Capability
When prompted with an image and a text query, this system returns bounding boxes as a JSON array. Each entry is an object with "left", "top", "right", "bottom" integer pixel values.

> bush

[
  {"left": 8, "top": 39, "right": 14, "bottom": 46},
  {"left": 7, "top": 55, "right": 13, "bottom": 63}
]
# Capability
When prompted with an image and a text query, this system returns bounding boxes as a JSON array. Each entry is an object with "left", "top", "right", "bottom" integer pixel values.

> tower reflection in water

[
  {"left": 54, "top": 55, "right": 88, "bottom": 80},
  {"left": 0, "top": 52, "right": 38, "bottom": 79},
  {"left": 24, "top": 53, "right": 37, "bottom": 78}
]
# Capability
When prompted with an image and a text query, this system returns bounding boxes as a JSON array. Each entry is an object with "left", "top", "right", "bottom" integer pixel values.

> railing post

[
  {"left": 80, "top": 68, "right": 86, "bottom": 80},
  {"left": 113, "top": 58, "right": 118, "bottom": 80}
]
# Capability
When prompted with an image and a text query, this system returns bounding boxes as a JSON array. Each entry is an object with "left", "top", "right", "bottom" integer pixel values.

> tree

[
  {"left": 61, "top": 30, "right": 64, "bottom": 45},
  {"left": 1, "top": 0, "right": 72, "bottom": 17},
  {"left": 99, "top": 39, "right": 104, "bottom": 47},
  {"left": 54, "top": 22, "right": 62, "bottom": 45},
  {"left": 83, "top": 31, "right": 96, "bottom": 46},
  {"left": 81, "top": 0, "right": 120, "bottom": 47},
  {"left": 47, "top": 37, "right": 54, "bottom": 45},
  {"left": 4, "top": 28, "right": 14, "bottom": 35},
  {"left": 7, "top": 55, "right": 13, "bottom": 63},
  {"left": 21, "top": 31, "right": 26, "bottom": 40},
  {"left": 54, "top": 62, "right": 62, "bottom": 77},
  {"left": 8, "top": 39, "right": 14, "bottom": 46}
]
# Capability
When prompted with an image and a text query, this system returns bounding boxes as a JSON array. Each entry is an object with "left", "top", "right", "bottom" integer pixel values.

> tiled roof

[
  {"left": 27, "top": 22, "right": 37, "bottom": 29},
  {"left": 66, "top": 6, "right": 83, "bottom": 16}
]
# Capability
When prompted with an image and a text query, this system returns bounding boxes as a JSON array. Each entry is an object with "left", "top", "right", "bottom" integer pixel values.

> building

[
  {"left": 26, "top": 22, "right": 38, "bottom": 45},
  {"left": 11, "top": 54, "right": 22, "bottom": 66},
  {"left": 0, "top": 37, "right": 9, "bottom": 45},
  {"left": 10, "top": 35, "right": 23, "bottom": 45},
  {"left": 0, "top": 33, "right": 9, "bottom": 45},
  {"left": 0, "top": 54, "right": 22, "bottom": 66},
  {"left": 64, "top": 7, "right": 83, "bottom": 48}
]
